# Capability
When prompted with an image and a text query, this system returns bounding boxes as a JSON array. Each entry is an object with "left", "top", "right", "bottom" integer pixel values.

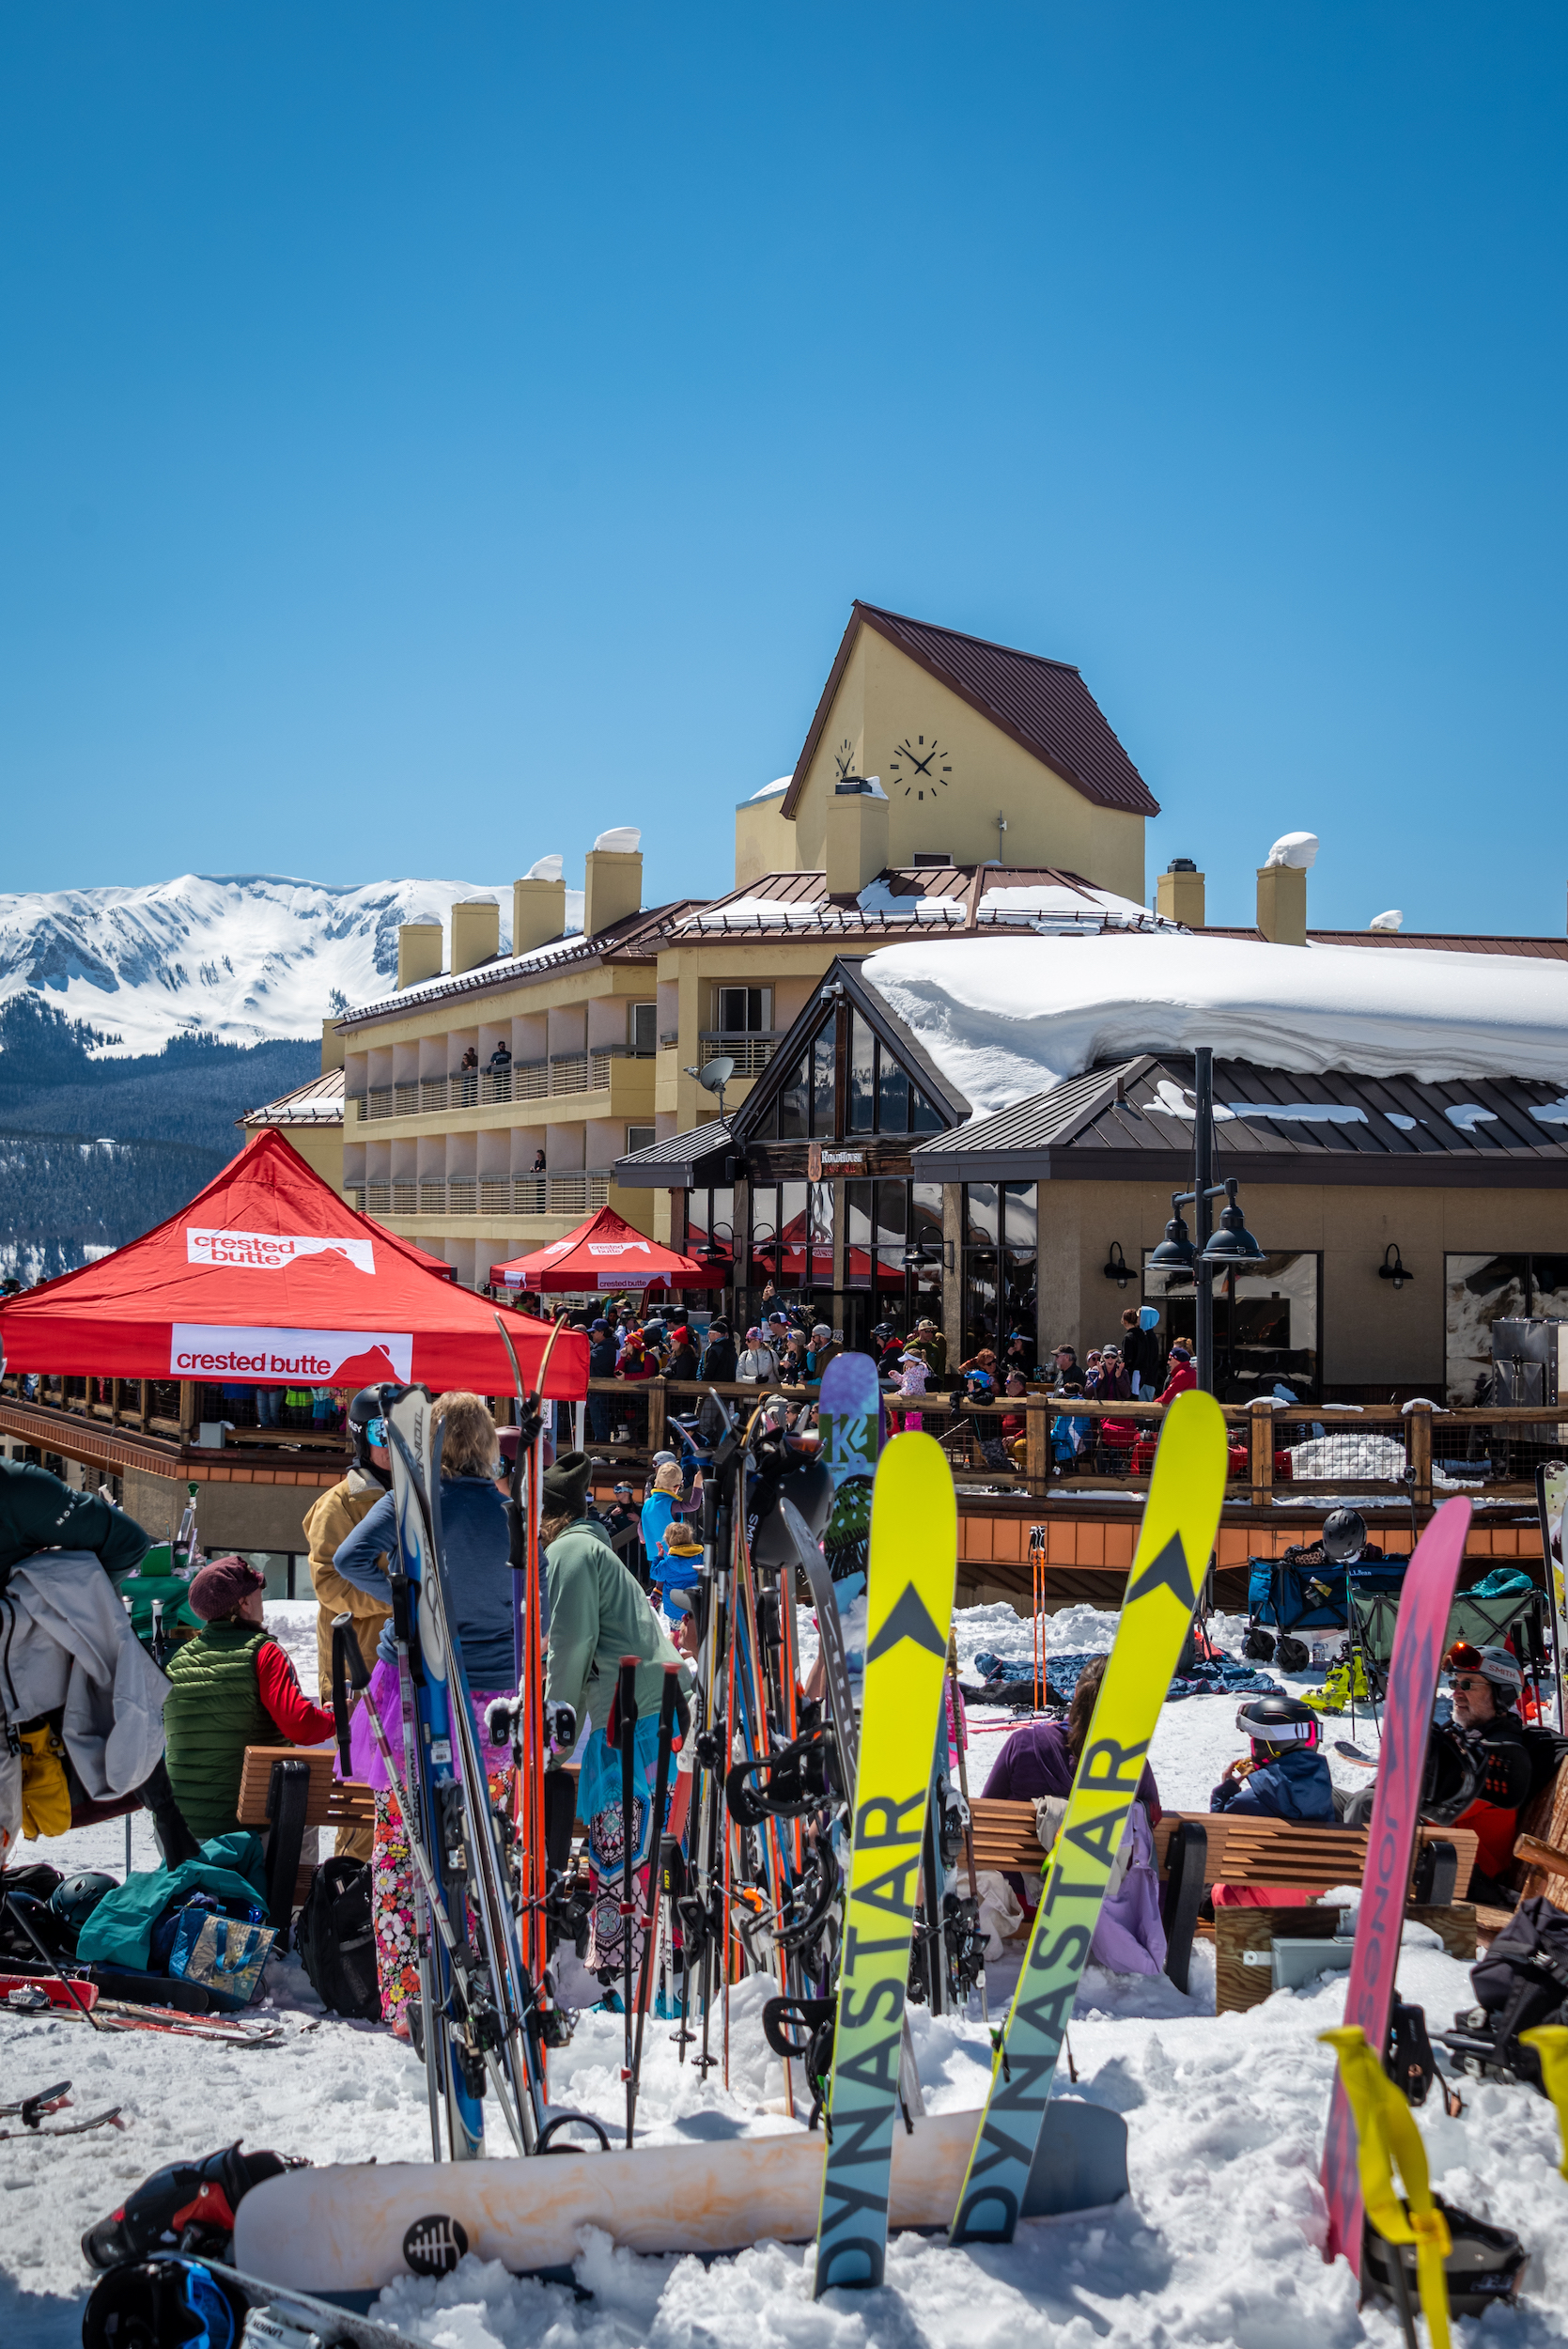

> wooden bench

[
  {"left": 970, "top": 1795, "right": 1479, "bottom": 1994},
  {"left": 238, "top": 1744, "right": 376, "bottom": 1922}
]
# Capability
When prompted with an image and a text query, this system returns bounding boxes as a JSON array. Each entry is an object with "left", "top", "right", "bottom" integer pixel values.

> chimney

[
  {"left": 396, "top": 921, "right": 442, "bottom": 990},
  {"left": 825, "top": 776, "right": 890, "bottom": 894},
  {"left": 1156, "top": 858, "right": 1205, "bottom": 928},
  {"left": 1256, "top": 832, "right": 1316, "bottom": 947},
  {"left": 583, "top": 826, "right": 643, "bottom": 938},
  {"left": 450, "top": 899, "right": 501, "bottom": 974},
  {"left": 513, "top": 853, "right": 567, "bottom": 956},
  {"left": 319, "top": 1016, "right": 345, "bottom": 1074}
]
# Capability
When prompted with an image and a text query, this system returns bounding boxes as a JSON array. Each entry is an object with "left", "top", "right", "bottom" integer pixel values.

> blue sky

[{"left": 1, "top": 4, "right": 1563, "bottom": 934}]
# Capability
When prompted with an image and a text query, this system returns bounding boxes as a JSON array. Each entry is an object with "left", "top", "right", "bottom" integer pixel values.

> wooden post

[
  {"left": 1250, "top": 1398, "right": 1274, "bottom": 1509},
  {"left": 179, "top": 1380, "right": 195, "bottom": 1447},
  {"left": 1025, "top": 1395, "right": 1048, "bottom": 1498},
  {"left": 646, "top": 1377, "right": 667, "bottom": 1461},
  {"left": 137, "top": 1380, "right": 148, "bottom": 1431},
  {"left": 110, "top": 1377, "right": 121, "bottom": 1427},
  {"left": 1409, "top": 1401, "right": 1433, "bottom": 1515}
]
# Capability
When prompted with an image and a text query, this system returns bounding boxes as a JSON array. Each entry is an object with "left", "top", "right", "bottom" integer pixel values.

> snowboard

[
  {"left": 1320, "top": 1495, "right": 1470, "bottom": 2270},
  {"left": 232, "top": 2103, "right": 1128, "bottom": 2290},
  {"left": 949, "top": 1388, "right": 1229, "bottom": 2246},
  {"left": 817, "top": 1349, "right": 883, "bottom": 1486},
  {"left": 815, "top": 1429, "right": 956, "bottom": 2296}
]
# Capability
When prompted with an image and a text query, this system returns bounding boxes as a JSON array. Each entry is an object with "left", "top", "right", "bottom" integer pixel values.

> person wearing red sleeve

[
  {"left": 163, "top": 1555, "right": 336, "bottom": 1843},
  {"left": 1154, "top": 1341, "right": 1197, "bottom": 1406}
]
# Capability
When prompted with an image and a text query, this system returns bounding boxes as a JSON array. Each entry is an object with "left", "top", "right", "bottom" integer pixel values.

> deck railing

[
  {"left": 347, "top": 1174, "right": 611, "bottom": 1219},
  {"left": 350, "top": 1050, "right": 654, "bottom": 1121}
]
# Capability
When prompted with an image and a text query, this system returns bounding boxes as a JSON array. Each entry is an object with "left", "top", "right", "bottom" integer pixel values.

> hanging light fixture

[
  {"left": 1149, "top": 1196, "right": 1196, "bottom": 1272},
  {"left": 1378, "top": 1242, "right": 1415, "bottom": 1290},
  {"left": 1200, "top": 1177, "right": 1265, "bottom": 1267},
  {"left": 1102, "top": 1241, "right": 1133, "bottom": 1288}
]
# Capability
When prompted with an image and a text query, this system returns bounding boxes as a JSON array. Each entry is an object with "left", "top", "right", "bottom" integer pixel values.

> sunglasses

[{"left": 1450, "top": 1675, "right": 1488, "bottom": 1693}]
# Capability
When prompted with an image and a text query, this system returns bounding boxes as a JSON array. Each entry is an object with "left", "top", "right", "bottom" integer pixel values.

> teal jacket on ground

[
  {"left": 76, "top": 1831, "right": 268, "bottom": 1970},
  {"left": 543, "top": 1517, "right": 687, "bottom": 1756}
]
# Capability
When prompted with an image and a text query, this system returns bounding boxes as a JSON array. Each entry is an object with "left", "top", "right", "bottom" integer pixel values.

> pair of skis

[{"left": 813, "top": 1388, "right": 1231, "bottom": 2292}]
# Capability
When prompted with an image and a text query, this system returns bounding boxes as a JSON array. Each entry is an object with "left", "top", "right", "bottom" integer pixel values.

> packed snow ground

[{"left": 4, "top": 1601, "right": 1567, "bottom": 2349}]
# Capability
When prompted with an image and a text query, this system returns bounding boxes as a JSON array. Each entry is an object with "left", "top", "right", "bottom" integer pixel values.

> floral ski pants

[{"left": 371, "top": 1759, "right": 514, "bottom": 2029}]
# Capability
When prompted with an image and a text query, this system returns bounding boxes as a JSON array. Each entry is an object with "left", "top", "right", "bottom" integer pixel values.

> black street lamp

[{"left": 1146, "top": 1048, "right": 1264, "bottom": 1394}]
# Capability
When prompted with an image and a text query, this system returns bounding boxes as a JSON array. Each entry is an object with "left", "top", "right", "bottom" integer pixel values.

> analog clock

[
  {"left": 888, "top": 734, "right": 954, "bottom": 801},
  {"left": 833, "top": 737, "right": 856, "bottom": 781}
]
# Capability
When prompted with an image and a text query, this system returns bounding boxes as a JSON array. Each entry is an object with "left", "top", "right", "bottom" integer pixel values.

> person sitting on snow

[{"left": 1211, "top": 1693, "right": 1335, "bottom": 1822}]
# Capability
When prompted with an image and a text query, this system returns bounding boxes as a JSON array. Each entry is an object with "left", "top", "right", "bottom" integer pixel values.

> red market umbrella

[
  {"left": 492, "top": 1205, "right": 725, "bottom": 1294},
  {"left": 0, "top": 1130, "right": 585, "bottom": 1397}
]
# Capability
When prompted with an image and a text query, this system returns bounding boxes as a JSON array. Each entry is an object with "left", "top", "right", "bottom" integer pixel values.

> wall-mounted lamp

[
  {"left": 1378, "top": 1242, "right": 1415, "bottom": 1291},
  {"left": 1103, "top": 1241, "right": 1133, "bottom": 1288}
]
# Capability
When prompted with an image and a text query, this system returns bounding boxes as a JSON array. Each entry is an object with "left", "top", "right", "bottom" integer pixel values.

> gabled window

[{"left": 847, "top": 1007, "right": 939, "bottom": 1136}]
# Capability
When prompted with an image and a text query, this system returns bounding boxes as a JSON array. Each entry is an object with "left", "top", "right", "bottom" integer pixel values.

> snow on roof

[
  {"left": 976, "top": 880, "right": 1179, "bottom": 935},
  {"left": 857, "top": 877, "right": 967, "bottom": 920},
  {"left": 747, "top": 776, "right": 791, "bottom": 802},
  {"left": 861, "top": 933, "right": 1568, "bottom": 1118}
]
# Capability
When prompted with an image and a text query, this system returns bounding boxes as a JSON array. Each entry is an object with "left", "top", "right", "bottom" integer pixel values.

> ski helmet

[
  {"left": 348, "top": 1388, "right": 393, "bottom": 1486},
  {"left": 47, "top": 1872, "right": 117, "bottom": 1935},
  {"left": 1445, "top": 1640, "right": 1524, "bottom": 1706},
  {"left": 1235, "top": 1692, "right": 1320, "bottom": 1753},
  {"left": 1321, "top": 1507, "right": 1368, "bottom": 1564}
]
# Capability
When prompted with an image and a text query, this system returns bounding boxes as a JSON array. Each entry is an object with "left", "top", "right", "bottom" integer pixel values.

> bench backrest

[
  {"left": 969, "top": 1794, "right": 1478, "bottom": 1894},
  {"left": 237, "top": 1744, "right": 376, "bottom": 1830}
]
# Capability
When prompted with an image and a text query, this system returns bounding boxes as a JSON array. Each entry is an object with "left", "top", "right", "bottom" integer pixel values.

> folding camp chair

[{"left": 1346, "top": 1567, "right": 1549, "bottom": 1733}]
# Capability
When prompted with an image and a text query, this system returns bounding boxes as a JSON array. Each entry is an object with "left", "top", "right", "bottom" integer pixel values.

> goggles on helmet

[{"left": 364, "top": 1416, "right": 389, "bottom": 1448}]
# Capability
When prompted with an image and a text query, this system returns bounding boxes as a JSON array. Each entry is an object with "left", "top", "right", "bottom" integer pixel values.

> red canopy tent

[
  {"left": 372, "top": 1223, "right": 458, "bottom": 1281},
  {"left": 0, "top": 1130, "right": 585, "bottom": 1397},
  {"left": 492, "top": 1206, "right": 725, "bottom": 1295}
]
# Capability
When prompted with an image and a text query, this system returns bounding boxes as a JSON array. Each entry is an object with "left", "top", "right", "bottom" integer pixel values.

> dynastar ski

[
  {"left": 949, "top": 1388, "right": 1228, "bottom": 2246},
  {"left": 1321, "top": 1495, "right": 1471, "bottom": 2270},
  {"left": 814, "top": 1429, "right": 956, "bottom": 2296}
]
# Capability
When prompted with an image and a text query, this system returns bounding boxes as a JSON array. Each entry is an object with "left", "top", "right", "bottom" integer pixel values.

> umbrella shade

[
  {"left": 492, "top": 1205, "right": 725, "bottom": 1293},
  {"left": 0, "top": 1130, "right": 586, "bottom": 1397}
]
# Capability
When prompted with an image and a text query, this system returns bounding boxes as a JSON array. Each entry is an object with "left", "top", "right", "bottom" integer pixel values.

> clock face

[
  {"left": 834, "top": 737, "right": 856, "bottom": 781},
  {"left": 888, "top": 734, "right": 954, "bottom": 801}
]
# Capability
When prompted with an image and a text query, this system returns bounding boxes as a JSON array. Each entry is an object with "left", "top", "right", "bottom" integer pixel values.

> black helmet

[
  {"left": 48, "top": 1872, "right": 117, "bottom": 1935},
  {"left": 1421, "top": 1724, "right": 1483, "bottom": 1824},
  {"left": 1321, "top": 1507, "right": 1368, "bottom": 1564},
  {"left": 348, "top": 1389, "right": 393, "bottom": 1486},
  {"left": 1235, "top": 1693, "right": 1320, "bottom": 1753}
]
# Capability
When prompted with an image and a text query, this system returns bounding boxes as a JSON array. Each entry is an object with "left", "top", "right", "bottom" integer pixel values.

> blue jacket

[
  {"left": 334, "top": 1477, "right": 518, "bottom": 1689},
  {"left": 1211, "top": 1745, "right": 1335, "bottom": 1822}
]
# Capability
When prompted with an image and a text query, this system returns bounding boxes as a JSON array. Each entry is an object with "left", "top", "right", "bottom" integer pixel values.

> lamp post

[{"left": 1148, "top": 1047, "right": 1264, "bottom": 1394}]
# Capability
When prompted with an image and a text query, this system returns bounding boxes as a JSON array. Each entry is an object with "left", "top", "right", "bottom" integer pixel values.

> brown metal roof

[
  {"left": 783, "top": 601, "right": 1159, "bottom": 820},
  {"left": 1206, "top": 928, "right": 1568, "bottom": 961},
  {"left": 334, "top": 900, "right": 706, "bottom": 1032},
  {"left": 238, "top": 1067, "right": 345, "bottom": 1128},
  {"left": 910, "top": 1055, "right": 1568, "bottom": 1190},
  {"left": 679, "top": 865, "right": 1168, "bottom": 938}
]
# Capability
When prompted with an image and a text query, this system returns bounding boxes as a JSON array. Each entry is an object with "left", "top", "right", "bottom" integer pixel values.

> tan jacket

[{"left": 303, "top": 1470, "right": 392, "bottom": 1703}]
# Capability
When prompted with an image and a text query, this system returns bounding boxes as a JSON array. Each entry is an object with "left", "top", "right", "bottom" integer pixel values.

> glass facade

[
  {"left": 962, "top": 1182, "right": 1036, "bottom": 1361},
  {"left": 1142, "top": 1249, "right": 1320, "bottom": 1400}
]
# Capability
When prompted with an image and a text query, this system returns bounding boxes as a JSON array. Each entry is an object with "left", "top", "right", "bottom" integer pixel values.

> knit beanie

[
  {"left": 189, "top": 1555, "right": 266, "bottom": 1623},
  {"left": 541, "top": 1450, "right": 593, "bottom": 1517}
]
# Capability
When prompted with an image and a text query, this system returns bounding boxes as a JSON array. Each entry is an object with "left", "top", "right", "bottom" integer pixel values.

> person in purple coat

[{"left": 982, "top": 1653, "right": 1168, "bottom": 1976}]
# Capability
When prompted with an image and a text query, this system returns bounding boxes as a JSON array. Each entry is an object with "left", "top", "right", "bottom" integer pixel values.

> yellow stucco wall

[
  {"left": 788, "top": 629, "right": 1146, "bottom": 898},
  {"left": 734, "top": 791, "right": 797, "bottom": 889}
]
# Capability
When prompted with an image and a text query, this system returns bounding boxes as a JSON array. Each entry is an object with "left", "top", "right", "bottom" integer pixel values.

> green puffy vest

[{"left": 163, "top": 1623, "right": 273, "bottom": 1843}]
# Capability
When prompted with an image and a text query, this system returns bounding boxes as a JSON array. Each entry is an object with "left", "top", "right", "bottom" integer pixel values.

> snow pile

[
  {"left": 0, "top": 874, "right": 583, "bottom": 1056},
  {"left": 862, "top": 933, "right": 1568, "bottom": 1117},
  {"left": 857, "top": 877, "right": 967, "bottom": 921}
]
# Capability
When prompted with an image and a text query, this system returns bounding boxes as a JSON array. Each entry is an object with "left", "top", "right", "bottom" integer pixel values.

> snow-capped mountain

[{"left": 0, "top": 874, "right": 586, "bottom": 1057}]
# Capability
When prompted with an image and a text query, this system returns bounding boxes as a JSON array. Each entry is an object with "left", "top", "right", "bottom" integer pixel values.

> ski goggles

[{"left": 363, "top": 1416, "right": 389, "bottom": 1448}]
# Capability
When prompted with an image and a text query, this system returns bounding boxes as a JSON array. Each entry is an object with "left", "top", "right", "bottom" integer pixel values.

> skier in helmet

[
  {"left": 1432, "top": 1642, "right": 1536, "bottom": 1903},
  {"left": 1321, "top": 1506, "right": 1373, "bottom": 1565},
  {"left": 1211, "top": 1693, "right": 1336, "bottom": 1822}
]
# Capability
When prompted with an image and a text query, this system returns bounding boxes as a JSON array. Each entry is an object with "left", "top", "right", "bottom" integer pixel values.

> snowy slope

[
  {"left": 0, "top": 874, "right": 586, "bottom": 1058},
  {"left": 863, "top": 932, "right": 1568, "bottom": 1116}
]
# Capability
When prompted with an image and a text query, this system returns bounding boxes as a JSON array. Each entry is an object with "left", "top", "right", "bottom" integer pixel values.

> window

[
  {"left": 716, "top": 987, "right": 770, "bottom": 1034},
  {"left": 629, "top": 1003, "right": 658, "bottom": 1053},
  {"left": 812, "top": 1025, "right": 836, "bottom": 1135},
  {"left": 1144, "top": 1249, "right": 1320, "bottom": 1401},
  {"left": 626, "top": 1125, "right": 656, "bottom": 1156},
  {"left": 848, "top": 1011, "right": 875, "bottom": 1133},
  {"left": 963, "top": 1182, "right": 1035, "bottom": 1361},
  {"left": 1444, "top": 1254, "right": 1568, "bottom": 1405},
  {"left": 846, "top": 1178, "right": 946, "bottom": 1313},
  {"left": 687, "top": 1186, "right": 735, "bottom": 1264},
  {"left": 778, "top": 1052, "right": 809, "bottom": 1139},
  {"left": 912, "top": 852, "right": 950, "bottom": 866}
]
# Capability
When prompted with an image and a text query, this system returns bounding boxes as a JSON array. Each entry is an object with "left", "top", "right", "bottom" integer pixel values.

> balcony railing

[
  {"left": 347, "top": 1174, "right": 611, "bottom": 1219},
  {"left": 699, "top": 1031, "right": 782, "bottom": 1078},
  {"left": 352, "top": 1050, "right": 655, "bottom": 1120}
]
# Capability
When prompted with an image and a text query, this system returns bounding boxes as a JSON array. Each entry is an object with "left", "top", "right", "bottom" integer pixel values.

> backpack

[{"left": 294, "top": 1857, "right": 380, "bottom": 2021}]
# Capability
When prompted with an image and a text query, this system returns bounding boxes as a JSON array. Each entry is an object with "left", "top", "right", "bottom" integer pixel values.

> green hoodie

[{"left": 543, "top": 1516, "right": 685, "bottom": 1754}]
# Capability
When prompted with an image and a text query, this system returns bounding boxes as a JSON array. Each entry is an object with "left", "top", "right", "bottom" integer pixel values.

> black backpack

[
  {"left": 1442, "top": 1895, "right": 1568, "bottom": 2090},
  {"left": 294, "top": 1858, "right": 380, "bottom": 2021}
]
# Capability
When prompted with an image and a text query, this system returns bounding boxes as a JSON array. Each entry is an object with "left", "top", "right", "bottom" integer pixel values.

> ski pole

[
  {"left": 629, "top": 1665, "right": 682, "bottom": 2138},
  {"left": 617, "top": 1656, "right": 640, "bottom": 2146}
]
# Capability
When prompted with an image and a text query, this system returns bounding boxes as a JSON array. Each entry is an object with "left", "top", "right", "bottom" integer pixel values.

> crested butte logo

[
  {"left": 170, "top": 1325, "right": 413, "bottom": 1383},
  {"left": 187, "top": 1227, "right": 376, "bottom": 1275},
  {"left": 587, "top": 1241, "right": 651, "bottom": 1255}
]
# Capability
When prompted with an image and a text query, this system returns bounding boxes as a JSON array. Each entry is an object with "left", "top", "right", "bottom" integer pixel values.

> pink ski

[{"left": 1320, "top": 1496, "right": 1470, "bottom": 2268}]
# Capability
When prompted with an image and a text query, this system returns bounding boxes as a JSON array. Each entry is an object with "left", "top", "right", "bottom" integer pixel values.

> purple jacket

[{"left": 982, "top": 1717, "right": 1166, "bottom": 1978}]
